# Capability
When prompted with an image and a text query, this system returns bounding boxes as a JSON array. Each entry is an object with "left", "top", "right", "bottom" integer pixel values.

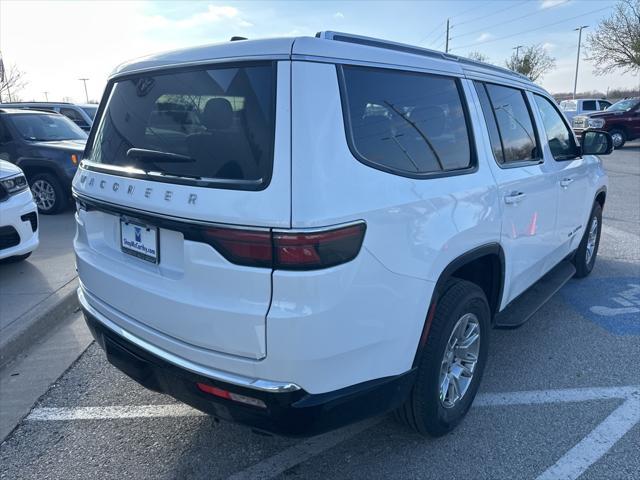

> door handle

[
  {"left": 560, "top": 178, "right": 575, "bottom": 188},
  {"left": 504, "top": 192, "right": 527, "bottom": 205}
]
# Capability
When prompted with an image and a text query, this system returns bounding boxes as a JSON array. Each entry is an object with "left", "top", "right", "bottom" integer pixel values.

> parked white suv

[
  {"left": 0, "top": 160, "right": 39, "bottom": 261},
  {"left": 73, "top": 32, "right": 613, "bottom": 437}
]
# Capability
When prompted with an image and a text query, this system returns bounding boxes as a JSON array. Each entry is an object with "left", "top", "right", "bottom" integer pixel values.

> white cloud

[
  {"left": 540, "top": 0, "right": 568, "bottom": 9},
  {"left": 476, "top": 32, "right": 493, "bottom": 42},
  {"left": 542, "top": 42, "right": 556, "bottom": 51},
  {"left": 334, "top": 12, "right": 344, "bottom": 19},
  {"left": 174, "top": 5, "right": 239, "bottom": 29},
  {"left": 237, "top": 19, "right": 254, "bottom": 28}
]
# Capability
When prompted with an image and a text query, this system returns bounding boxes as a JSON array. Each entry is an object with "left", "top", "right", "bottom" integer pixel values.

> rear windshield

[{"left": 86, "top": 62, "right": 276, "bottom": 189}]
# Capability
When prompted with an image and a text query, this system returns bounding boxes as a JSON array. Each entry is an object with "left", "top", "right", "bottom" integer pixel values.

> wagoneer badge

[{"left": 79, "top": 173, "right": 197, "bottom": 205}]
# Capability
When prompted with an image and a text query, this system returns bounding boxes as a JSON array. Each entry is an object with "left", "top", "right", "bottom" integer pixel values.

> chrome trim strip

[
  {"left": 73, "top": 191, "right": 271, "bottom": 231},
  {"left": 78, "top": 285, "right": 301, "bottom": 393}
]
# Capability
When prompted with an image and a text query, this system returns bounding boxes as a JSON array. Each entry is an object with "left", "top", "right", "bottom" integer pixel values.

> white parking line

[
  {"left": 26, "top": 404, "right": 205, "bottom": 421},
  {"left": 226, "top": 417, "right": 381, "bottom": 480},
  {"left": 536, "top": 395, "right": 640, "bottom": 480},
  {"left": 24, "top": 385, "right": 640, "bottom": 480}
]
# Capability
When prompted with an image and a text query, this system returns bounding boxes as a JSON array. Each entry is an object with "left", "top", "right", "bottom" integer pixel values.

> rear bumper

[{"left": 84, "top": 308, "right": 416, "bottom": 437}]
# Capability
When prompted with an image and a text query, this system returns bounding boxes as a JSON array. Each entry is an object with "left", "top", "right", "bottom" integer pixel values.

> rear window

[
  {"left": 560, "top": 100, "right": 577, "bottom": 112},
  {"left": 339, "top": 65, "right": 473, "bottom": 177},
  {"left": 86, "top": 62, "right": 276, "bottom": 189}
]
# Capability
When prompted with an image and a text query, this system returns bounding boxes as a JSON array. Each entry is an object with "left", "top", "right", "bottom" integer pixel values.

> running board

[{"left": 494, "top": 260, "right": 576, "bottom": 328}]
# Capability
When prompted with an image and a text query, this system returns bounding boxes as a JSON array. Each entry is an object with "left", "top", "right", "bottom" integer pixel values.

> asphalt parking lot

[{"left": 1, "top": 144, "right": 638, "bottom": 480}]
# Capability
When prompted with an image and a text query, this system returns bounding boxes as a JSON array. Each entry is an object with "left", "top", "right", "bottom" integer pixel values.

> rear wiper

[{"left": 126, "top": 148, "right": 196, "bottom": 163}]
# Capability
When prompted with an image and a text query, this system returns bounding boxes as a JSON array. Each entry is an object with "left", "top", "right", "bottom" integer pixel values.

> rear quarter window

[
  {"left": 85, "top": 62, "right": 276, "bottom": 190},
  {"left": 338, "top": 65, "right": 474, "bottom": 177}
]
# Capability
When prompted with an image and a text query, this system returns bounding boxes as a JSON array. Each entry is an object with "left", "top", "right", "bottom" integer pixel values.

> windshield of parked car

[
  {"left": 8, "top": 113, "right": 88, "bottom": 141},
  {"left": 560, "top": 100, "right": 577, "bottom": 111},
  {"left": 81, "top": 106, "right": 97, "bottom": 120},
  {"left": 605, "top": 98, "right": 639, "bottom": 112}
]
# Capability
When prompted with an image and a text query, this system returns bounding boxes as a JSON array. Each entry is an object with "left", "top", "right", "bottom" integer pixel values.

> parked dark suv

[
  {"left": 0, "top": 108, "right": 87, "bottom": 214},
  {"left": 572, "top": 97, "right": 640, "bottom": 148}
]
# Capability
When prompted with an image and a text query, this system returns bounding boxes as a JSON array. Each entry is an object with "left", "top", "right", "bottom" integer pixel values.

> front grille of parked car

[
  {"left": 0, "top": 226, "right": 20, "bottom": 250},
  {"left": 0, "top": 183, "right": 8, "bottom": 202},
  {"left": 20, "top": 212, "right": 38, "bottom": 232},
  {"left": 573, "top": 117, "right": 587, "bottom": 128}
]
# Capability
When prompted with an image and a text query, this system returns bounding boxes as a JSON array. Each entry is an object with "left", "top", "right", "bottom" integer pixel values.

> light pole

[
  {"left": 78, "top": 78, "right": 89, "bottom": 103},
  {"left": 43, "top": 91, "right": 49, "bottom": 101},
  {"left": 573, "top": 25, "right": 588, "bottom": 100},
  {"left": 513, "top": 45, "right": 523, "bottom": 60}
]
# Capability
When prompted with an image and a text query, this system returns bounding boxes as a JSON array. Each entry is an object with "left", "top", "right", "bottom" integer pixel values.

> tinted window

[
  {"left": 599, "top": 101, "right": 611, "bottom": 110},
  {"left": 60, "top": 107, "right": 89, "bottom": 127},
  {"left": 534, "top": 95, "right": 578, "bottom": 160},
  {"left": 474, "top": 82, "right": 504, "bottom": 163},
  {"left": 484, "top": 84, "right": 538, "bottom": 163},
  {"left": 81, "top": 106, "right": 97, "bottom": 120},
  {"left": 582, "top": 100, "right": 597, "bottom": 111},
  {"left": 87, "top": 63, "right": 276, "bottom": 187},
  {"left": 8, "top": 114, "right": 87, "bottom": 141},
  {"left": 0, "top": 118, "right": 12, "bottom": 143},
  {"left": 340, "top": 65, "right": 472, "bottom": 175}
]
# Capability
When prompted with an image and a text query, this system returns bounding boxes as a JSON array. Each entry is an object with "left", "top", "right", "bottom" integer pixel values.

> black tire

[
  {"left": 573, "top": 202, "right": 602, "bottom": 278},
  {"left": 395, "top": 279, "right": 490, "bottom": 436},
  {"left": 0, "top": 252, "right": 32, "bottom": 264},
  {"left": 30, "top": 173, "right": 67, "bottom": 215},
  {"left": 609, "top": 128, "right": 626, "bottom": 149}
]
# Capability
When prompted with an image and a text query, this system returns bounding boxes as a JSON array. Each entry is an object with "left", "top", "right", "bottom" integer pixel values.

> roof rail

[{"left": 315, "top": 31, "right": 531, "bottom": 82}]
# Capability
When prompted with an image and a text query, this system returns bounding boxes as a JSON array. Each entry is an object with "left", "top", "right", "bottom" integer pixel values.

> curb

[{"left": 0, "top": 277, "right": 80, "bottom": 368}]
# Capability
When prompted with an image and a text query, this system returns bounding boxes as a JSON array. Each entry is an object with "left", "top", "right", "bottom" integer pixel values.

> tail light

[{"left": 201, "top": 222, "right": 366, "bottom": 270}]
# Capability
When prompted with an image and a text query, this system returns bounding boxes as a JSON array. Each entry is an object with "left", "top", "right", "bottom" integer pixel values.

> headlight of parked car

[
  {"left": 1, "top": 174, "right": 29, "bottom": 194},
  {"left": 588, "top": 118, "right": 605, "bottom": 129}
]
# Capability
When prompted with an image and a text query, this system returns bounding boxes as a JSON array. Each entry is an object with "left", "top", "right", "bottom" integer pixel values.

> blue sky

[{"left": 1, "top": 0, "right": 637, "bottom": 102}]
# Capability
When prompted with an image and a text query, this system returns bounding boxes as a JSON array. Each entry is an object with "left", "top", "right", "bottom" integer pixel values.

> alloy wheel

[
  {"left": 611, "top": 132, "right": 624, "bottom": 148},
  {"left": 32, "top": 179, "right": 56, "bottom": 212},
  {"left": 439, "top": 313, "right": 481, "bottom": 409},
  {"left": 585, "top": 216, "right": 599, "bottom": 265}
]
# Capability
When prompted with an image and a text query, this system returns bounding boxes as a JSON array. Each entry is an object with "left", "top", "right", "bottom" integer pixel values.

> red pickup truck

[{"left": 572, "top": 97, "right": 640, "bottom": 148}]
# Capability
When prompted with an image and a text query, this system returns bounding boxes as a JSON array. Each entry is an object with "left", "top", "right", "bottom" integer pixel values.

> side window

[
  {"left": 0, "top": 118, "right": 12, "bottom": 143},
  {"left": 582, "top": 100, "right": 597, "bottom": 111},
  {"left": 481, "top": 83, "right": 539, "bottom": 164},
  {"left": 474, "top": 81, "right": 504, "bottom": 163},
  {"left": 533, "top": 94, "right": 578, "bottom": 160},
  {"left": 598, "top": 101, "right": 611, "bottom": 111},
  {"left": 340, "top": 65, "right": 473, "bottom": 176},
  {"left": 60, "top": 108, "right": 89, "bottom": 127}
]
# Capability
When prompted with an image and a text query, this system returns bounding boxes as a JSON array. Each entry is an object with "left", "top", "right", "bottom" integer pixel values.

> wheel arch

[
  {"left": 595, "top": 186, "right": 606, "bottom": 209},
  {"left": 412, "top": 243, "right": 505, "bottom": 367},
  {"left": 16, "top": 158, "right": 65, "bottom": 182}
]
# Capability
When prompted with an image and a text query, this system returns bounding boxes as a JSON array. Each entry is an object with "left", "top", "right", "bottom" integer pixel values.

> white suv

[
  {"left": 0, "top": 160, "right": 39, "bottom": 261},
  {"left": 73, "top": 32, "right": 613, "bottom": 437}
]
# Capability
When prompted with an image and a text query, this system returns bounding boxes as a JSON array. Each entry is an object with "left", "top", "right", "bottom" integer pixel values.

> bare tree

[
  {"left": 586, "top": 0, "right": 640, "bottom": 75},
  {"left": 504, "top": 44, "right": 556, "bottom": 82},
  {"left": 0, "top": 64, "right": 28, "bottom": 102},
  {"left": 0, "top": 63, "right": 28, "bottom": 103},
  {"left": 467, "top": 51, "right": 490, "bottom": 63}
]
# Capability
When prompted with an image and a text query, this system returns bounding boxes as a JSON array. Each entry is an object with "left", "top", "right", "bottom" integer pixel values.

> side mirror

[{"left": 581, "top": 130, "right": 613, "bottom": 156}]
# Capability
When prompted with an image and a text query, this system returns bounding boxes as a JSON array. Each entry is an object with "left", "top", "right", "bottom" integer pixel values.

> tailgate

[{"left": 73, "top": 61, "right": 291, "bottom": 360}]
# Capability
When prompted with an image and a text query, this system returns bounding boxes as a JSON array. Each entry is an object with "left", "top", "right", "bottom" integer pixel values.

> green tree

[{"left": 505, "top": 44, "right": 556, "bottom": 82}]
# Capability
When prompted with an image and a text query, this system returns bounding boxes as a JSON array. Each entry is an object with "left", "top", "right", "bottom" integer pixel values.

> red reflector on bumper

[{"left": 196, "top": 383, "right": 267, "bottom": 408}]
